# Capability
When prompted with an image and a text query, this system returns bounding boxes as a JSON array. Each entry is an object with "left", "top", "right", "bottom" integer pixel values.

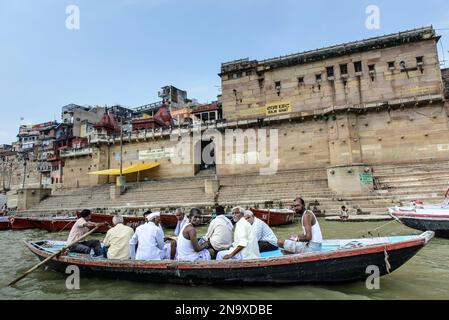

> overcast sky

[{"left": 1, "top": 0, "right": 449, "bottom": 144}]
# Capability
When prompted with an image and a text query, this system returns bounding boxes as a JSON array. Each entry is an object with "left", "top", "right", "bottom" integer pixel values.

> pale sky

[{"left": 1, "top": 0, "right": 449, "bottom": 144}]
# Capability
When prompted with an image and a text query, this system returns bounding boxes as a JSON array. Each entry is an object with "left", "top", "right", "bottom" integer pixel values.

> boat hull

[
  {"left": 10, "top": 217, "right": 35, "bottom": 230},
  {"left": 250, "top": 209, "right": 295, "bottom": 226},
  {"left": 29, "top": 218, "right": 76, "bottom": 232},
  {"left": 77, "top": 213, "right": 146, "bottom": 232},
  {"left": 392, "top": 214, "right": 449, "bottom": 238},
  {"left": 25, "top": 232, "right": 433, "bottom": 285},
  {"left": 0, "top": 217, "right": 10, "bottom": 230},
  {"left": 160, "top": 214, "right": 212, "bottom": 229},
  {"left": 160, "top": 214, "right": 178, "bottom": 229}
]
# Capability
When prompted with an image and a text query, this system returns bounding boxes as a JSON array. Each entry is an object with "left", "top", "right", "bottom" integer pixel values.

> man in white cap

[
  {"left": 243, "top": 210, "right": 278, "bottom": 253},
  {"left": 129, "top": 211, "right": 173, "bottom": 260},
  {"left": 216, "top": 207, "right": 260, "bottom": 260}
]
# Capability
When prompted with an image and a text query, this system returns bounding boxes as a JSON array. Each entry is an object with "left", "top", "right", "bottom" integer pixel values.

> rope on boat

[
  {"left": 361, "top": 219, "right": 399, "bottom": 238},
  {"left": 384, "top": 248, "right": 392, "bottom": 274}
]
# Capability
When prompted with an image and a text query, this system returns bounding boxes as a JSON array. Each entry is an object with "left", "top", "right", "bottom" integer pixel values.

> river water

[{"left": 0, "top": 220, "right": 448, "bottom": 300}]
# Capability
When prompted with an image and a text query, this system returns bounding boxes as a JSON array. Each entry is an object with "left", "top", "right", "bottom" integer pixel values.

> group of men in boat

[{"left": 66, "top": 197, "right": 323, "bottom": 261}]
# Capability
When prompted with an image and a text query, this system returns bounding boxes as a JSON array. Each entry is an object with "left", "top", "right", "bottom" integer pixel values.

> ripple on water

[{"left": 1, "top": 221, "right": 448, "bottom": 300}]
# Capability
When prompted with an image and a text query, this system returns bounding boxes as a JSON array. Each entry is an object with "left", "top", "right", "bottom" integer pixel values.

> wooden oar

[{"left": 8, "top": 225, "right": 102, "bottom": 287}]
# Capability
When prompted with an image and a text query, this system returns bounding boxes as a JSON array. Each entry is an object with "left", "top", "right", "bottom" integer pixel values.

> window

[
  {"left": 368, "top": 64, "right": 376, "bottom": 72},
  {"left": 326, "top": 66, "right": 334, "bottom": 78},
  {"left": 315, "top": 74, "right": 322, "bottom": 82},
  {"left": 416, "top": 56, "right": 424, "bottom": 65},
  {"left": 388, "top": 61, "right": 395, "bottom": 70},
  {"left": 340, "top": 64, "right": 348, "bottom": 76},
  {"left": 297, "top": 77, "right": 304, "bottom": 85},
  {"left": 258, "top": 78, "right": 265, "bottom": 89},
  {"left": 354, "top": 61, "right": 363, "bottom": 73},
  {"left": 275, "top": 81, "right": 281, "bottom": 96}
]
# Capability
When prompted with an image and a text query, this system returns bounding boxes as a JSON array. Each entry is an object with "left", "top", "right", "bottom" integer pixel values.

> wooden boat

[
  {"left": 9, "top": 216, "right": 35, "bottom": 230},
  {"left": 160, "top": 213, "right": 213, "bottom": 229},
  {"left": 29, "top": 216, "right": 77, "bottom": 232},
  {"left": 389, "top": 201, "right": 449, "bottom": 238},
  {"left": 24, "top": 231, "right": 434, "bottom": 285},
  {"left": 76, "top": 212, "right": 146, "bottom": 232},
  {"left": 250, "top": 208, "right": 296, "bottom": 226},
  {"left": 0, "top": 216, "right": 11, "bottom": 230},
  {"left": 160, "top": 213, "right": 178, "bottom": 229}
]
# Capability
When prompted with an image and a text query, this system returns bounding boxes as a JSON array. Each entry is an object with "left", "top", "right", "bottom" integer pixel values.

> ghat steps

[{"left": 15, "top": 161, "right": 449, "bottom": 217}]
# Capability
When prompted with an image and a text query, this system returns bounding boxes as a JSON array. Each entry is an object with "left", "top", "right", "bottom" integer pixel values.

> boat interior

[{"left": 30, "top": 235, "right": 421, "bottom": 260}]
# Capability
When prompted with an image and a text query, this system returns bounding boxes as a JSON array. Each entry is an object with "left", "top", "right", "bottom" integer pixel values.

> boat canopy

[{"left": 88, "top": 163, "right": 160, "bottom": 176}]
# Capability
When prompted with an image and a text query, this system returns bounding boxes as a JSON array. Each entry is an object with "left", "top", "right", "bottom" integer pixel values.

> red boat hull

[
  {"left": 160, "top": 214, "right": 178, "bottom": 229},
  {"left": 250, "top": 209, "right": 296, "bottom": 226},
  {"left": 160, "top": 214, "right": 212, "bottom": 229},
  {"left": 0, "top": 219, "right": 10, "bottom": 230},
  {"left": 10, "top": 217, "right": 35, "bottom": 230},
  {"left": 29, "top": 218, "right": 76, "bottom": 232},
  {"left": 76, "top": 213, "right": 146, "bottom": 232}
]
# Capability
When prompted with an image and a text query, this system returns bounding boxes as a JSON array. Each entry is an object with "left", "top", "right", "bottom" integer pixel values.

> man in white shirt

[
  {"left": 216, "top": 207, "right": 260, "bottom": 260},
  {"left": 203, "top": 205, "right": 233, "bottom": 258},
  {"left": 243, "top": 210, "right": 278, "bottom": 253},
  {"left": 129, "top": 212, "right": 172, "bottom": 261},
  {"left": 103, "top": 216, "right": 134, "bottom": 260},
  {"left": 174, "top": 208, "right": 189, "bottom": 237},
  {"left": 68, "top": 209, "right": 106, "bottom": 257}
]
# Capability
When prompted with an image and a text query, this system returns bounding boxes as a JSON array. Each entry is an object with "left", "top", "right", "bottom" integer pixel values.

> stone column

[
  {"left": 17, "top": 188, "right": 52, "bottom": 211},
  {"left": 327, "top": 114, "right": 373, "bottom": 195}
]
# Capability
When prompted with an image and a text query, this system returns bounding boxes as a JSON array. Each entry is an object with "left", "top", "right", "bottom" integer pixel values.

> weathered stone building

[{"left": 59, "top": 27, "right": 448, "bottom": 194}]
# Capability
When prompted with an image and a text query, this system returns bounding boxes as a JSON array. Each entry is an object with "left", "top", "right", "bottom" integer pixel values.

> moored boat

[
  {"left": 250, "top": 208, "right": 296, "bottom": 226},
  {"left": 25, "top": 231, "right": 434, "bottom": 285},
  {"left": 0, "top": 216, "right": 11, "bottom": 230},
  {"left": 389, "top": 201, "right": 449, "bottom": 238},
  {"left": 160, "top": 213, "right": 178, "bottom": 229},
  {"left": 160, "top": 213, "right": 213, "bottom": 229},
  {"left": 29, "top": 216, "right": 77, "bottom": 232},
  {"left": 9, "top": 216, "right": 35, "bottom": 230},
  {"left": 76, "top": 212, "right": 146, "bottom": 232}
]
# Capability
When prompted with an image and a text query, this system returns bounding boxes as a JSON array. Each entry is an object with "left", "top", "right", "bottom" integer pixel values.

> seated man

[
  {"left": 216, "top": 207, "right": 260, "bottom": 260},
  {"left": 243, "top": 210, "right": 278, "bottom": 252},
  {"left": 278, "top": 197, "right": 323, "bottom": 254},
  {"left": 174, "top": 208, "right": 189, "bottom": 237},
  {"left": 103, "top": 216, "right": 134, "bottom": 260},
  {"left": 129, "top": 212, "right": 174, "bottom": 261},
  {"left": 68, "top": 209, "right": 106, "bottom": 257},
  {"left": 176, "top": 208, "right": 211, "bottom": 261},
  {"left": 203, "top": 205, "right": 233, "bottom": 259},
  {"left": 340, "top": 206, "right": 349, "bottom": 221}
]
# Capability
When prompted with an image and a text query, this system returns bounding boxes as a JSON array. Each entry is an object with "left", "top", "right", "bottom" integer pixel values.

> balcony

[{"left": 60, "top": 147, "right": 93, "bottom": 158}]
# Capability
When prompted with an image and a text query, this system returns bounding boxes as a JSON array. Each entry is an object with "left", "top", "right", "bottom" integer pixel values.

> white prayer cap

[
  {"left": 243, "top": 210, "right": 254, "bottom": 217},
  {"left": 148, "top": 211, "right": 161, "bottom": 221}
]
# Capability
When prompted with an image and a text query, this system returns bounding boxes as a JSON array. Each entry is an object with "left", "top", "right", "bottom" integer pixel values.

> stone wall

[
  {"left": 221, "top": 37, "right": 442, "bottom": 121},
  {"left": 58, "top": 101, "right": 449, "bottom": 189},
  {"left": 0, "top": 155, "right": 41, "bottom": 192},
  {"left": 62, "top": 137, "right": 196, "bottom": 187}
]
